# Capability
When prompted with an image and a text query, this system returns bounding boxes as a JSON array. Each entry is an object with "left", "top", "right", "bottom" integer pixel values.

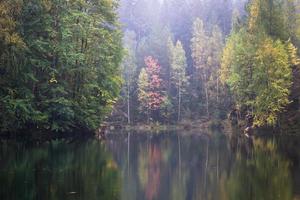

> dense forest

[
  {"left": 1, "top": 0, "right": 300, "bottom": 133},
  {"left": 0, "top": 0, "right": 123, "bottom": 133},
  {"left": 116, "top": 0, "right": 300, "bottom": 129}
]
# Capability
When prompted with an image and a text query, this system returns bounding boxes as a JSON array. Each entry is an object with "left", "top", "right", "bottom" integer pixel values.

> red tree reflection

[{"left": 145, "top": 143, "right": 162, "bottom": 200}]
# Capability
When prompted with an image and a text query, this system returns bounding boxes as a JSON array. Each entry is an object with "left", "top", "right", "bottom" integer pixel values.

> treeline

[
  {"left": 117, "top": 0, "right": 300, "bottom": 127},
  {"left": 221, "top": 0, "right": 300, "bottom": 126},
  {"left": 0, "top": 0, "right": 123, "bottom": 133}
]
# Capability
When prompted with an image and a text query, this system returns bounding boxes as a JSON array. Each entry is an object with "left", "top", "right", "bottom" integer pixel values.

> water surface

[{"left": 1, "top": 130, "right": 300, "bottom": 200}]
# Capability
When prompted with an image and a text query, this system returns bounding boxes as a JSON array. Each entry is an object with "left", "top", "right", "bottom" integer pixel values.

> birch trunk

[
  {"left": 127, "top": 81, "right": 130, "bottom": 124},
  {"left": 178, "top": 87, "right": 181, "bottom": 122}
]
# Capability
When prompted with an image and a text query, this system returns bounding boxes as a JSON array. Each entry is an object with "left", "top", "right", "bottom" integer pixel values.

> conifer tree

[
  {"left": 207, "top": 25, "right": 224, "bottom": 116},
  {"left": 169, "top": 40, "right": 189, "bottom": 121},
  {"left": 191, "top": 18, "right": 210, "bottom": 117}
]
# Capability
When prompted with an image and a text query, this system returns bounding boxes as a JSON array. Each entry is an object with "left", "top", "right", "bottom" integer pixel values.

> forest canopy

[{"left": 0, "top": 0, "right": 123, "bottom": 133}]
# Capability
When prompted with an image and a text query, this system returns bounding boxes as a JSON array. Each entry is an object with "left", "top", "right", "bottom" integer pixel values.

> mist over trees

[
  {"left": 117, "top": 0, "right": 300, "bottom": 127},
  {"left": 116, "top": 0, "right": 246, "bottom": 124}
]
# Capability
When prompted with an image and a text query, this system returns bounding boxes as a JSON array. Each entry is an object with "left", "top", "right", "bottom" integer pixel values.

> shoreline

[
  {"left": 107, "top": 119, "right": 225, "bottom": 133},
  {"left": 1, "top": 118, "right": 299, "bottom": 142}
]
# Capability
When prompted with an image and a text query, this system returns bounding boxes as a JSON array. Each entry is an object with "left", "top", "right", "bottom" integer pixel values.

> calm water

[{"left": 1, "top": 130, "right": 300, "bottom": 200}]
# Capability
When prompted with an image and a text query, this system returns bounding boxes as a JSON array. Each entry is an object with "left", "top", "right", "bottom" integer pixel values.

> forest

[
  {"left": 1, "top": 0, "right": 300, "bottom": 133},
  {"left": 116, "top": 0, "right": 300, "bottom": 130},
  {"left": 0, "top": 0, "right": 122, "bottom": 133}
]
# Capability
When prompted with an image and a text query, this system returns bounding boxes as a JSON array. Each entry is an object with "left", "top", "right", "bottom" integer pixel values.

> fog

[{"left": 116, "top": 0, "right": 248, "bottom": 123}]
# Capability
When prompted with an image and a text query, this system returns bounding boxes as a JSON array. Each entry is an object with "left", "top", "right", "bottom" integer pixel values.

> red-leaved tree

[
  {"left": 138, "top": 56, "right": 166, "bottom": 121},
  {"left": 145, "top": 56, "right": 165, "bottom": 111}
]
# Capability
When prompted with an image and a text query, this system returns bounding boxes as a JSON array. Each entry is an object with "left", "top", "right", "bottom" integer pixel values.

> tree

[
  {"left": 191, "top": 19, "right": 225, "bottom": 118},
  {"left": 220, "top": 0, "right": 300, "bottom": 126},
  {"left": 207, "top": 25, "right": 224, "bottom": 117},
  {"left": 247, "top": 0, "right": 295, "bottom": 41},
  {"left": 0, "top": 0, "right": 30, "bottom": 132},
  {"left": 122, "top": 30, "right": 137, "bottom": 124},
  {"left": 191, "top": 18, "right": 210, "bottom": 117},
  {"left": 145, "top": 57, "right": 165, "bottom": 115},
  {"left": 137, "top": 56, "right": 165, "bottom": 121},
  {"left": 220, "top": 29, "right": 256, "bottom": 109},
  {"left": 168, "top": 39, "right": 189, "bottom": 121},
  {"left": 221, "top": 18, "right": 297, "bottom": 126},
  {"left": 138, "top": 68, "right": 149, "bottom": 117},
  {"left": 253, "top": 38, "right": 292, "bottom": 125}
]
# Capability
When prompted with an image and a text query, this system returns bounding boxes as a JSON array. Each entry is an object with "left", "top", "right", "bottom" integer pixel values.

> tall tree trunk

[
  {"left": 205, "top": 84, "right": 209, "bottom": 117},
  {"left": 202, "top": 73, "right": 209, "bottom": 117},
  {"left": 127, "top": 81, "right": 130, "bottom": 124},
  {"left": 217, "top": 76, "right": 219, "bottom": 106},
  {"left": 178, "top": 87, "right": 181, "bottom": 122},
  {"left": 127, "top": 131, "right": 130, "bottom": 200}
]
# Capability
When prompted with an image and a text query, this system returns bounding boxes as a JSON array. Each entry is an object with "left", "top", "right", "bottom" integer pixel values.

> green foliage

[
  {"left": 191, "top": 18, "right": 225, "bottom": 118},
  {"left": 221, "top": 29, "right": 258, "bottom": 107},
  {"left": 191, "top": 18, "right": 208, "bottom": 72},
  {"left": 0, "top": 0, "right": 123, "bottom": 133},
  {"left": 168, "top": 39, "right": 189, "bottom": 121},
  {"left": 115, "top": 0, "right": 300, "bottom": 125},
  {"left": 253, "top": 38, "right": 291, "bottom": 125},
  {"left": 169, "top": 41, "right": 189, "bottom": 91},
  {"left": 221, "top": 0, "right": 298, "bottom": 126},
  {"left": 137, "top": 68, "right": 149, "bottom": 113}
]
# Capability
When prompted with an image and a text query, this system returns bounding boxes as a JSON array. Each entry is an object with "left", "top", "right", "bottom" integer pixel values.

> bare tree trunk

[
  {"left": 203, "top": 73, "right": 209, "bottom": 117},
  {"left": 178, "top": 88, "right": 181, "bottom": 122},
  {"left": 205, "top": 84, "right": 209, "bottom": 117},
  {"left": 217, "top": 76, "right": 219, "bottom": 106},
  {"left": 127, "top": 81, "right": 130, "bottom": 124}
]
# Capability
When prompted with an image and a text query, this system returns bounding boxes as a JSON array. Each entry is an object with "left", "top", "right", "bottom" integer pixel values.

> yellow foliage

[
  {"left": 286, "top": 41, "right": 300, "bottom": 66},
  {"left": 49, "top": 75, "right": 58, "bottom": 84},
  {"left": 248, "top": 0, "right": 260, "bottom": 33},
  {"left": 42, "top": 0, "right": 52, "bottom": 12},
  {"left": 0, "top": 0, "right": 25, "bottom": 48},
  {"left": 106, "top": 159, "right": 118, "bottom": 170}
]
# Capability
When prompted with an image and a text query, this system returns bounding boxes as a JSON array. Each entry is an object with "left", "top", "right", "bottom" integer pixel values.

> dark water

[{"left": 1, "top": 130, "right": 300, "bottom": 200}]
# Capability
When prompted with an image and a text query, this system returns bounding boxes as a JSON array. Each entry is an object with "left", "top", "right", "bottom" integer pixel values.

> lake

[{"left": 1, "top": 129, "right": 300, "bottom": 200}]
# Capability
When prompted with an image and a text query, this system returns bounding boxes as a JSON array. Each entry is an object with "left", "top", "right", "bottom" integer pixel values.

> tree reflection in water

[
  {"left": 0, "top": 131, "right": 297, "bottom": 200},
  {"left": 223, "top": 137, "right": 292, "bottom": 200},
  {"left": 0, "top": 139, "right": 121, "bottom": 200},
  {"left": 107, "top": 131, "right": 295, "bottom": 200}
]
